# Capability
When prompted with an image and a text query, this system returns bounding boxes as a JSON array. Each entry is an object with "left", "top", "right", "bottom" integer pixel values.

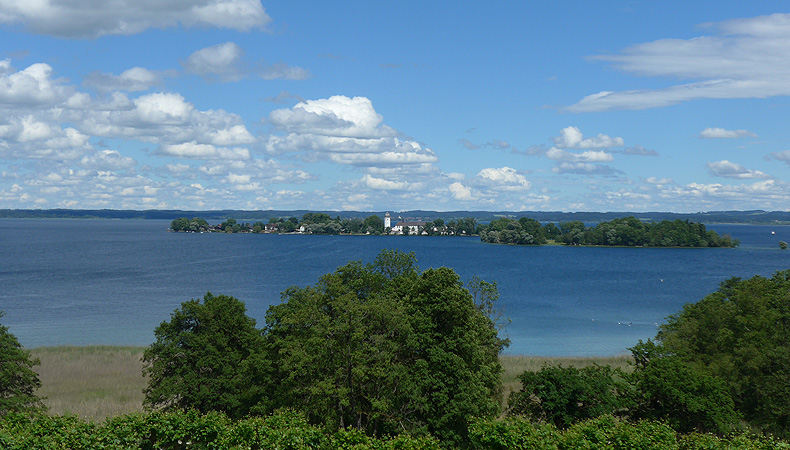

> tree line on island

[
  {"left": 171, "top": 213, "right": 740, "bottom": 248},
  {"left": 2, "top": 250, "right": 789, "bottom": 448}
]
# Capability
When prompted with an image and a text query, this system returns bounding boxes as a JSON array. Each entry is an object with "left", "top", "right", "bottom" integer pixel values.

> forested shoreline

[{"left": 170, "top": 214, "right": 740, "bottom": 248}]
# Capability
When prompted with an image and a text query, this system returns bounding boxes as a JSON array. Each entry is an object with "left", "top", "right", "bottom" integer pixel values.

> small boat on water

[{"left": 772, "top": 231, "right": 776, "bottom": 235}]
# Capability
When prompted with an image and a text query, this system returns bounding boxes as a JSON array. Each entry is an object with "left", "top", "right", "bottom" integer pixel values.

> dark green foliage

[
  {"left": 627, "top": 349, "right": 738, "bottom": 434},
  {"left": 468, "top": 416, "right": 559, "bottom": 450},
  {"left": 559, "top": 415, "right": 679, "bottom": 450},
  {"left": 652, "top": 270, "right": 790, "bottom": 436},
  {"left": 264, "top": 250, "right": 507, "bottom": 446},
  {"left": 507, "top": 365, "right": 628, "bottom": 429},
  {"left": 480, "top": 216, "right": 739, "bottom": 247},
  {"left": 0, "top": 312, "right": 44, "bottom": 417},
  {"left": 169, "top": 217, "right": 209, "bottom": 232},
  {"left": 142, "top": 293, "right": 267, "bottom": 418},
  {"left": 1, "top": 410, "right": 786, "bottom": 450},
  {"left": 636, "top": 271, "right": 790, "bottom": 437}
]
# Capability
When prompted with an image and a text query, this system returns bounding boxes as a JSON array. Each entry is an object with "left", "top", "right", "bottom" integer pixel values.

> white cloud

[
  {"left": 553, "top": 126, "right": 624, "bottom": 149},
  {"left": 80, "top": 150, "right": 137, "bottom": 170},
  {"left": 699, "top": 127, "right": 758, "bottom": 139},
  {"left": 475, "top": 167, "right": 531, "bottom": 191},
  {"left": 546, "top": 148, "right": 614, "bottom": 163},
  {"left": 361, "top": 174, "right": 410, "bottom": 190},
  {"left": 0, "top": 0, "right": 271, "bottom": 38},
  {"left": 77, "top": 92, "right": 255, "bottom": 147},
  {"left": 183, "top": 42, "right": 246, "bottom": 82},
  {"left": 266, "top": 95, "right": 440, "bottom": 191},
  {"left": 706, "top": 160, "right": 770, "bottom": 179},
  {"left": 0, "top": 62, "right": 72, "bottom": 108},
  {"left": 269, "top": 96, "right": 395, "bottom": 138},
  {"left": 159, "top": 143, "right": 251, "bottom": 160},
  {"left": 566, "top": 13, "right": 790, "bottom": 112},
  {"left": 449, "top": 182, "right": 473, "bottom": 201},
  {"left": 83, "top": 67, "right": 166, "bottom": 93}
]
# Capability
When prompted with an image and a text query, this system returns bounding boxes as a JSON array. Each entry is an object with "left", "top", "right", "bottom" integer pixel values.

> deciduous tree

[
  {"left": 0, "top": 311, "right": 44, "bottom": 416},
  {"left": 142, "top": 293, "right": 267, "bottom": 418}
]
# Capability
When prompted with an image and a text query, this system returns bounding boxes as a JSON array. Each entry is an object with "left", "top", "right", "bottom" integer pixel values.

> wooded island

[{"left": 170, "top": 214, "right": 739, "bottom": 248}]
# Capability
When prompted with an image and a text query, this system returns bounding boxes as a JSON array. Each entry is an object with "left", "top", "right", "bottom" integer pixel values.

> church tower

[{"left": 384, "top": 212, "right": 391, "bottom": 229}]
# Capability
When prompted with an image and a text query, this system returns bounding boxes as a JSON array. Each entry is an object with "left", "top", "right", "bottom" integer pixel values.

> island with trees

[{"left": 170, "top": 213, "right": 740, "bottom": 248}]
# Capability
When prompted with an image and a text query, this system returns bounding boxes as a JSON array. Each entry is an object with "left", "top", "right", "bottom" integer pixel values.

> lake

[{"left": 1, "top": 219, "right": 788, "bottom": 356}]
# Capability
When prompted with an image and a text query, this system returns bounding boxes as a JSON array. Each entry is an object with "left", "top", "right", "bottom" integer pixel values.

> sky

[{"left": 1, "top": 1, "right": 789, "bottom": 213}]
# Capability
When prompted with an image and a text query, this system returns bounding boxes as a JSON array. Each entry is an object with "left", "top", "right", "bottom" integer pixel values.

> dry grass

[
  {"left": 499, "top": 354, "right": 634, "bottom": 408},
  {"left": 31, "top": 346, "right": 147, "bottom": 422},
  {"left": 30, "top": 346, "right": 633, "bottom": 422}
]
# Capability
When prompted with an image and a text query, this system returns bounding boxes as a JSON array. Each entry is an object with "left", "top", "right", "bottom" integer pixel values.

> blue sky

[{"left": 1, "top": 1, "right": 789, "bottom": 212}]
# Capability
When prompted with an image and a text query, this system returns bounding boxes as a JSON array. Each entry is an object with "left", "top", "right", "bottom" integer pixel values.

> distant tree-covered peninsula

[{"left": 479, "top": 216, "right": 739, "bottom": 248}]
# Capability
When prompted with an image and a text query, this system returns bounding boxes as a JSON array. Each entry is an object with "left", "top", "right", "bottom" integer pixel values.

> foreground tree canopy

[
  {"left": 650, "top": 270, "right": 790, "bottom": 437},
  {"left": 505, "top": 270, "right": 790, "bottom": 438},
  {"left": 0, "top": 312, "right": 44, "bottom": 417},
  {"left": 142, "top": 250, "right": 508, "bottom": 446}
]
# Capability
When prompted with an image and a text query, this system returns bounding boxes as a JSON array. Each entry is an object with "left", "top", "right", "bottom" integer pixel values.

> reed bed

[
  {"left": 31, "top": 346, "right": 147, "bottom": 421},
  {"left": 30, "top": 346, "right": 632, "bottom": 422}
]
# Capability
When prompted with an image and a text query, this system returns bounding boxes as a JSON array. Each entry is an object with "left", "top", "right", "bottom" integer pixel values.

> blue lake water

[{"left": 1, "top": 219, "right": 788, "bottom": 356}]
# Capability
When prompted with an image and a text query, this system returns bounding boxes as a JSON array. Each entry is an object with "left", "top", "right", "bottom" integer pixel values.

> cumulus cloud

[
  {"left": 183, "top": 42, "right": 310, "bottom": 82},
  {"left": 546, "top": 148, "right": 614, "bottom": 163},
  {"left": 475, "top": 167, "right": 531, "bottom": 191},
  {"left": 566, "top": 13, "right": 790, "bottom": 112},
  {"left": 77, "top": 92, "right": 255, "bottom": 146},
  {"left": 361, "top": 174, "right": 410, "bottom": 190},
  {"left": 699, "top": 127, "right": 758, "bottom": 139},
  {"left": 80, "top": 150, "right": 137, "bottom": 170},
  {"left": 0, "top": 61, "right": 73, "bottom": 108},
  {"left": 183, "top": 42, "right": 247, "bottom": 82},
  {"left": 83, "top": 67, "right": 167, "bottom": 93},
  {"left": 706, "top": 160, "right": 771, "bottom": 179},
  {"left": 158, "top": 143, "right": 251, "bottom": 160},
  {"left": 0, "top": 114, "right": 91, "bottom": 160},
  {"left": 449, "top": 182, "right": 473, "bottom": 201},
  {"left": 553, "top": 126, "right": 624, "bottom": 149},
  {"left": 269, "top": 96, "right": 395, "bottom": 138},
  {"left": 0, "top": 0, "right": 271, "bottom": 38}
]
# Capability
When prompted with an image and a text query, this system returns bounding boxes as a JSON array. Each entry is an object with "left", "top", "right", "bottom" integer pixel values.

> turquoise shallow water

[{"left": 1, "top": 219, "right": 788, "bottom": 356}]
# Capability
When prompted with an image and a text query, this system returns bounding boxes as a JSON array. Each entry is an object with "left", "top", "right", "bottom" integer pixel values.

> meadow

[{"left": 31, "top": 346, "right": 633, "bottom": 422}]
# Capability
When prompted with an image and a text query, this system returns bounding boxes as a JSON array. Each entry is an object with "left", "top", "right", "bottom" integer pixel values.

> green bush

[{"left": 508, "top": 365, "right": 628, "bottom": 428}]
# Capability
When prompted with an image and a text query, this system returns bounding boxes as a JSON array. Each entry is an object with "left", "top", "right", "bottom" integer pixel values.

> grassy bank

[
  {"left": 31, "top": 346, "right": 633, "bottom": 422},
  {"left": 32, "top": 346, "right": 147, "bottom": 421}
]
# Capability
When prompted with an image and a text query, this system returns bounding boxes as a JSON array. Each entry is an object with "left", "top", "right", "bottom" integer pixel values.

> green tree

[
  {"left": 646, "top": 270, "right": 790, "bottom": 436},
  {"left": 507, "top": 364, "right": 627, "bottom": 428},
  {"left": 363, "top": 215, "right": 384, "bottom": 234},
  {"left": 0, "top": 311, "right": 44, "bottom": 416},
  {"left": 142, "top": 293, "right": 267, "bottom": 418},
  {"left": 263, "top": 250, "right": 507, "bottom": 446},
  {"left": 627, "top": 349, "right": 738, "bottom": 434}
]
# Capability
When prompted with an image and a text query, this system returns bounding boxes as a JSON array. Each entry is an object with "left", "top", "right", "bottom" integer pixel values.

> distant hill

[{"left": 1, "top": 208, "right": 789, "bottom": 224}]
